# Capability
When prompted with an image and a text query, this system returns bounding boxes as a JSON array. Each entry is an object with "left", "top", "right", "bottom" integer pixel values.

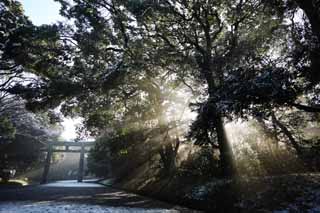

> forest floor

[{"left": 114, "top": 173, "right": 320, "bottom": 212}]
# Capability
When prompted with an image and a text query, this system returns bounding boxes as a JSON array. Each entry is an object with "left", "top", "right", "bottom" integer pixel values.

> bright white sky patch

[
  {"left": 60, "top": 117, "right": 82, "bottom": 141},
  {"left": 20, "top": 0, "right": 64, "bottom": 26}
]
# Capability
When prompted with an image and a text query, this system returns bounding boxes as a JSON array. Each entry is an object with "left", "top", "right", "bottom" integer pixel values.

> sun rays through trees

[{"left": 1, "top": 0, "right": 320, "bottom": 211}]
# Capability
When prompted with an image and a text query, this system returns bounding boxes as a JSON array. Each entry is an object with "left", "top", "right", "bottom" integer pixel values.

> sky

[
  {"left": 20, "top": 0, "right": 64, "bottom": 26},
  {"left": 20, "top": 0, "right": 82, "bottom": 141},
  {"left": 60, "top": 117, "right": 83, "bottom": 141}
]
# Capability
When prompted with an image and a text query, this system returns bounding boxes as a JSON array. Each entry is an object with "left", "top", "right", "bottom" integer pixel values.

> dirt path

[{"left": 0, "top": 180, "right": 200, "bottom": 212}]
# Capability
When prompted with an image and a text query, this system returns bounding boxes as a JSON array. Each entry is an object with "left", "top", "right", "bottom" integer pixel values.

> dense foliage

[
  {"left": 1, "top": 0, "right": 320, "bottom": 180},
  {"left": 0, "top": 0, "right": 62, "bottom": 173}
]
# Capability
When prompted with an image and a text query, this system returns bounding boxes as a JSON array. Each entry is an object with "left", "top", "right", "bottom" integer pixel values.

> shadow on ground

[{"left": 0, "top": 180, "right": 198, "bottom": 212}]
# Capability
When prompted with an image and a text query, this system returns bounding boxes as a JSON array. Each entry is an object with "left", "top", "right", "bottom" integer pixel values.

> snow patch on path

[
  {"left": 0, "top": 201, "right": 179, "bottom": 213},
  {"left": 42, "top": 180, "right": 104, "bottom": 188}
]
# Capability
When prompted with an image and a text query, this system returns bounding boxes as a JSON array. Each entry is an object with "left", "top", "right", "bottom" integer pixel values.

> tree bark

[
  {"left": 257, "top": 117, "right": 280, "bottom": 148},
  {"left": 205, "top": 69, "right": 236, "bottom": 177},
  {"left": 295, "top": 0, "right": 320, "bottom": 83},
  {"left": 290, "top": 102, "right": 320, "bottom": 113},
  {"left": 271, "top": 113, "right": 303, "bottom": 156},
  {"left": 295, "top": 0, "right": 320, "bottom": 41},
  {"left": 206, "top": 85, "right": 236, "bottom": 177},
  {"left": 215, "top": 113, "right": 236, "bottom": 177},
  {"left": 159, "top": 137, "right": 180, "bottom": 176}
]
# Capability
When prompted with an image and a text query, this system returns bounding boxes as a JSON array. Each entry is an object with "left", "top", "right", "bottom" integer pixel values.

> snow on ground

[
  {"left": 0, "top": 201, "right": 179, "bottom": 213},
  {"left": 42, "top": 180, "right": 104, "bottom": 188},
  {"left": 0, "top": 180, "right": 193, "bottom": 212},
  {"left": 185, "top": 179, "right": 233, "bottom": 201}
]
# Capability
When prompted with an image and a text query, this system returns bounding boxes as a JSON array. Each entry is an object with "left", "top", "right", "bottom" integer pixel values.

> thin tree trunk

[
  {"left": 257, "top": 117, "right": 280, "bottom": 148},
  {"left": 271, "top": 113, "right": 303, "bottom": 156},
  {"left": 159, "top": 137, "right": 180, "bottom": 176},
  {"left": 290, "top": 102, "right": 320, "bottom": 113},
  {"left": 156, "top": 97, "right": 179, "bottom": 176}
]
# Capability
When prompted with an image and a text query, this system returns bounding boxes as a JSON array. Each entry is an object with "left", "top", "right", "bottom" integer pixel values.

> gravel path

[{"left": 0, "top": 180, "right": 199, "bottom": 212}]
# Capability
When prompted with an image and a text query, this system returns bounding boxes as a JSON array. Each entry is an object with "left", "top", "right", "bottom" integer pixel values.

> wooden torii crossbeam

[{"left": 41, "top": 141, "right": 94, "bottom": 184}]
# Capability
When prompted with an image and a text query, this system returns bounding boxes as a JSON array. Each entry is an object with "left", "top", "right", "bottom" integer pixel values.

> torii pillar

[
  {"left": 77, "top": 144, "right": 85, "bottom": 182},
  {"left": 41, "top": 143, "right": 52, "bottom": 184}
]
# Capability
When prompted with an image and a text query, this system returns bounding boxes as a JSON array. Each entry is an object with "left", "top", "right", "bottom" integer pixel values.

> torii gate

[{"left": 40, "top": 141, "right": 94, "bottom": 184}]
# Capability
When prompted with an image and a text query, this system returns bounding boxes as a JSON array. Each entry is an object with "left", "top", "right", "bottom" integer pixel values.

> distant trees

[
  {"left": 0, "top": 0, "right": 30, "bottom": 141},
  {"left": 0, "top": 0, "right": 63, "bottom": 172},
  {"left": 0, "top": 104, "right": 62, "bottom": 173},
  {"left": 0, "top": 117, "right": 15, "bottom": 143}
]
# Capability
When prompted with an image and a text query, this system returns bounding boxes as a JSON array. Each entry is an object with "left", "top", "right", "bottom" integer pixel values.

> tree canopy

[{"left": 1, "top": 0, "right": 320, "bottom": 177}]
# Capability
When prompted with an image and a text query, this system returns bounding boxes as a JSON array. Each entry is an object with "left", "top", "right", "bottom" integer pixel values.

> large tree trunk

[
  {"left": 296, "top": 0, "right": 320, "bottom": 41},
  {"left": 215, "top": 113, "right": 236, "bottom": 177},
  {"left": 295, "top": 0, "right": 320, "bottom": 83},
  {"left": 205, "top": 69, "right": 236, "bottom": 177}
]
